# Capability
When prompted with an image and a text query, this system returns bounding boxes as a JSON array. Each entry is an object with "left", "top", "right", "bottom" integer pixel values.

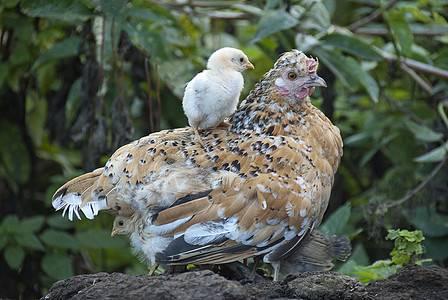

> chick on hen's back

[{"left": 182, "top": 47, "right": 254, "bottom": 145}]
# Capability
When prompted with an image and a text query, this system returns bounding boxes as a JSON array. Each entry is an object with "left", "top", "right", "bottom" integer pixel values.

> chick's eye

[
  {"left": 288, "top": 72, "right": 297, "bottom": 80},
  {"left": 239, "top": 57, "right": 244, "bottom": 63},
  {"left": 119, "top": 220, "right": 124, "bottom": 226}
]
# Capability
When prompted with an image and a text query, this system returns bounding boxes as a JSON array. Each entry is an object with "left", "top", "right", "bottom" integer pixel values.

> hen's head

[
  {"left": 207, "top": 47, "right": 254, "bottom": 72},
  {"left": 273, "top": 50, "right": 326, "bottom": 100}
]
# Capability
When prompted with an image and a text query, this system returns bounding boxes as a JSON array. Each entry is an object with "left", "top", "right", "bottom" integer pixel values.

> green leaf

[
  {"left": 31, "top": 36, "right": 82, "bottom": 71},
  {"left": 319, "top": 202, "right": 351, "bottom": 235},
  {"left": 365, "top": 259, "right": 393, "bottom": 269},
  {"left": 360, "top": 133, "right": 399, "bottom": 167},
  {"left": 391, "top": 252, "right": 410, "bottom": 265},
  {"left": 312, "top": 47, "right": 358, "bottom": 89},
  {"left": 20, "top": 215, "right": 45, "bottom": 233},
  {"left": 3, "top": 0, "right": 21, "bottom": 8},
  {"left": 125, "top": 7, "right": 168, "bottom": 23},
  {"left": 387, "top": 10, "right": 414, "bottom": 56},
  {"left": 1, "top": 214, "right": 20, "bottom": 228},
  {"left": 295, "top": 33, "right": 321, "bottom": 53},
  {"left": 403, "top": 206, "right": 448, "bottom": 237},
  {"left": 47, "top": 214, "right": 75, "bottom": 230},
  {"left": 41, "top": 253, "right": 74, "bottom": 280},
  {"left": 321, "top": 35, "right": 382, "bottom": 61},
  {"left": 413, "top": 140, "right": 448, "bottom": 163},
  {"left": 25, "top": 92, "right": 48, "bottom": 147},
  {"left": 127, "top": 22, "right": 167, "bottom": 60},
  {"left": 386, "top": 229, "right": 400, "bottom": 240},
  {"left": 253, "top": 9, "right": 299, "bottom": 42},
  {"left": 4, "top": 245, "right": 25, "bottom": 270},
  {"left": 306, "top": 2, "right": 330, "bottom": 29},
  {"left": 365, "top": 70, "right": 380, "bottom": 103},
  {"left": 400, "top": 6, "right": 434, "bottom": 24},
  {"left": 76, "top": 228, "right": 127, "bottom": 249},
  {"left": 40, "top": 229, "right": 80, "bottom": 249},
  {"left": 344, "top": 56, "right": 379, "bottom": 103},
  {"left": 21, "top": 0, "right": 92, "bottom": 21},
  {"left": 14, "top": 233, "right": 45, "bottom": 251},
  {"left": 406, "top": 120, "right": 444, "bottom": 142},
  {"left": 232, "top": 3, "right": 264, "bottom": 16},
  {"left": 405, "top": 243, "right": 422, "bottom": 254},
  {"left": 0, "top": 235, "right": 7, "bottom": 250},
  {"left": 0, "top": 120, "right": 31, "bottom": 185},
  {"left": 0, "top": 64, "right": 8, "bottom": 88},
  {"left": 88, "top": 0, "right": 127, "bottom": 17},
  {"left": 8, "top": 45, "right": 31, "bottom": 66},
  {"left": 423, "top": 237, "right": 448, "bottom": 260}
]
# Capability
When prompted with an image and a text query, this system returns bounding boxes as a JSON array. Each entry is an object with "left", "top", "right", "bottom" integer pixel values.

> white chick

[{"left": 183, "top": 47, "right": 254, "bottom": 146}]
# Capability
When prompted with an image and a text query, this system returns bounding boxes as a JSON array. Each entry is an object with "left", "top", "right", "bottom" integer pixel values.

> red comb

[{"left": 306, "top": 58, "right": 318, "bottom": 74}]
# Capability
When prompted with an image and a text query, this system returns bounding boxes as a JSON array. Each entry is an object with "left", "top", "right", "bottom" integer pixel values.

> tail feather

[
  {"left": 329, "top": 234, "right": 352, "bottom": 262},
  {"left": 52, "top": 168, "right": 109, "bottom": 220}
]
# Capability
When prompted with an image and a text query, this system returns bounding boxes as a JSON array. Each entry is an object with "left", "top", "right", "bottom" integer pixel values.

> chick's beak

[
  {"left": 111, "top": 229, "right": 119, "bottom": 237},
  {"left": 246, "top": 62, "right": 255, "bottom": 69},
  {"left": 306, "top": 75, "right": 327, "bottom": 88}
]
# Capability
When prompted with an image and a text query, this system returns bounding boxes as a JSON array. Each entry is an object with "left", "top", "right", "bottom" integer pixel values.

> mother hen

[{"left": 52, "top": 50, "right": 342, "bottom": 280}]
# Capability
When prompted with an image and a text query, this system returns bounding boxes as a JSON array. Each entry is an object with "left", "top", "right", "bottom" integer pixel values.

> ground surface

[{"left": 41, "top": 265, "right": 448, "bottom": 300}]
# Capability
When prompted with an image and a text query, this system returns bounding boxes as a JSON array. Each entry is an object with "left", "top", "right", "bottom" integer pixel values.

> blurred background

[{"left": 1, "top": 0, "right": 448, "bottom": 298}]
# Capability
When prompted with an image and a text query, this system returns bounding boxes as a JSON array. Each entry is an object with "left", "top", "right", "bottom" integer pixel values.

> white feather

[
  {"left": 53, "top": 193, "right": 82, "bottom": 221},
  {"left": 148, "top": 215, "right": 193, "bottom": 235},
  {"left": 184, "top": 221, "right": 230, "bottom": 245},
  {"left": 53, "top": 193, "right": 108, "bottom": 221}
]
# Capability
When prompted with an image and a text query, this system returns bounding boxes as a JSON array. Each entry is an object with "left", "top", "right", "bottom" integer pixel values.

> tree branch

[
  {"left": 384, "top": 151, "right": 448, "bottom": 208},
  {"left": 399, "top": 63, "right": 433, "bottom": 94},
  {"left": 353, "top": 27, "right": 448, "bottom": 36},
  {"left": 147, "top": 0, "right": 251, "bottom": 19},
  {"left": 148, "top": 0, "right": 243, "bottom": 8},
  {"left": 374, "top": 46, "right": 448, "bottom": 81},
  {"left": 347, "top": 0, "right": 399, "bottom": 31}
]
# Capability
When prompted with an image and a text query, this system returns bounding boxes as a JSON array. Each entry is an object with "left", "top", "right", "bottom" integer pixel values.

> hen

[
  {"left": 52, "top": 50, "right": 343, "bottom": 280},
  {"left": 183, "top": 47, "right": 254, "bottom": 145}
]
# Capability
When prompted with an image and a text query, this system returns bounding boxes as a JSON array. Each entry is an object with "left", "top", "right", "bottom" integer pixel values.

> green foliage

[
  {"left": 350, "top": 229, "right": 430, "bottom": 283},
  {"left": 0, "top": 213, "right": 131, "bottom": 294},
  {"left": 1, "top": 0, "right": 448, "bottom": 298},
  {"left": 387, "top": 229, "right": 426, "bottom": 265},
  {"left": 320, "top": 202, "right": 354, "bottom": 236},
  {"left": 0, "top": 215, "right": 45, "bottom": 269}
]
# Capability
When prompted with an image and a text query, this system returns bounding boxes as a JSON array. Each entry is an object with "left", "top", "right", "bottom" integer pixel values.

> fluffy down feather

[{"left": 182, "top": 47, "right": 254, "bottom": 145}]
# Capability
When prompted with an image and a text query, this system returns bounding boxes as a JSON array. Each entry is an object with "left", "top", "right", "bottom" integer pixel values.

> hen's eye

[
  {"left": 288, "top": 72, "right": 297, "bottom": 80},
  {"left": 239, "top": 57, "right": 244, "bottom": 63},
  {"left": 119, "top": 220, "right": 124, "bottom": 226}
]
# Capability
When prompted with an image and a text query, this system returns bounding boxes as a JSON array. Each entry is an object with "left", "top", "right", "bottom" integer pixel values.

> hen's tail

[
  {"left": 52, "top": 168, "right": 109, "bottom": 220},
  {"left": 329, "top": 234, "right": 352, "bottom": 262}
]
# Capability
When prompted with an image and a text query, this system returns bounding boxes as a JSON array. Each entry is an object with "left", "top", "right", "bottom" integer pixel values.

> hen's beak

[
  {"left": 306, "top": 75, "right": 327, "bottom": 87},
  {"left": 246, "top": 62, "right": 255, "bottom": 69},
  {"left": 111, "top": 229, "right": 119, "bottom": 237}
]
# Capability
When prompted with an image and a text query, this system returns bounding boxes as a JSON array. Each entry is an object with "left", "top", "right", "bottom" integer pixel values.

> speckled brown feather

[{"left": 52, "top": 50, "right": 343, "bottom": 275}]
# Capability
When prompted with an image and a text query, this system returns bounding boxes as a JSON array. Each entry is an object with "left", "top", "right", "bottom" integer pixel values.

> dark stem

[{"left": 384, "top": 152, "right": 448, "bottom": 208}]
